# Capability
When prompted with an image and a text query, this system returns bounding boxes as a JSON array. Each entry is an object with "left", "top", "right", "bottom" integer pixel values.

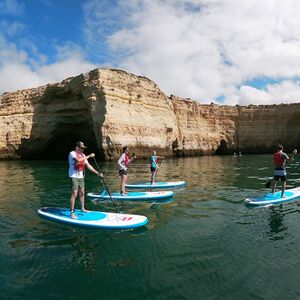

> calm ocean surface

[{"left": 1, "top": 155, "right": 300, "bottom": 300}]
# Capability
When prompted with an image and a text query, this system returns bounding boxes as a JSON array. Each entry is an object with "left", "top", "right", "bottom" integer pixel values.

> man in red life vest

[
  {"left": 68, "top": 141, "right": 103, "bottom": 219},
  {"left": 117, "top": 146, "right": 136, "bottom": 195},
  {"left": 271, "top": 144, "right": 297, "bottom": 198}
]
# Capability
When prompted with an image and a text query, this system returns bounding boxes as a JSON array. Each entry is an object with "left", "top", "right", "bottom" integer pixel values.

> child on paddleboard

[
  {"left": 150, "top": 150, "right": 164, "bottom": 184},
  {"left": 117, "top": 146, "right": 136, "bottom": 195},
  {"left": 270, "top": 144, "right": 297, "bottom": 198}
]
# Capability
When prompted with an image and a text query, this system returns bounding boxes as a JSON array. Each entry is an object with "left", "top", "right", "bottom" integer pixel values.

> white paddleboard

[
  {"left": 37, "top": 207, "right": 148, "bottom": 229},
  {"left": 244, "top": 187, "right": 300, "bottom": 207}
]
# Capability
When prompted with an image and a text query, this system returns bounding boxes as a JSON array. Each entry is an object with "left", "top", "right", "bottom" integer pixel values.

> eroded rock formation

[{"left": 0, "top": 68, "right": 300, "bottom": 160}]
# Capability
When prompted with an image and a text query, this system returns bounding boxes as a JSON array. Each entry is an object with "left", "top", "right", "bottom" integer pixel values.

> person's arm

[
  {"left": 74, "top": 153, "right": 95, "bottom": 163},
  {"left": 284, "top": 150, "right": 297, "bottom": 165},
  {"left": 129, "top": 155, "right": 136, "bottom": 164},
  {"left": 118, "top": 154, "right": 127, "bottom": 170},
  {"left": 85, "top": 161, "right": 103, "bottom": 177},
  {"left": 288, "top": 149, "right": 297, "bottom": 162}
]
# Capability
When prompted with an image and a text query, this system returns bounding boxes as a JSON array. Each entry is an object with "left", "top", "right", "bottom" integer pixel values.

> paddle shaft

[
  {"left": 93, "top": 158, "right": 119, "bottom": 212},
  {"left": 153, "top": 159, "right": 163, "bottom": 181}
]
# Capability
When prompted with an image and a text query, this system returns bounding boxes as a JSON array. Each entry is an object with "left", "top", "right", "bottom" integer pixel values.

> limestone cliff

[{"left": 0, "top": 68, "right": 299, "bottom": 160}]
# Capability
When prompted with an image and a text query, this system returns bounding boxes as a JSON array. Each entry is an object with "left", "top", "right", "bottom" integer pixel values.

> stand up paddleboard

[
  {"left": 244, "top": 187, "right": 300, "bottom": 207},
  {"left": 126, "top": 181, "right": 186, "bottom": 189},
  {"left": 87, "top": 190, "right": 174, "bottom": 201},
  {"left": 37, "top": 207, "right": 148, "bottom": 229}
]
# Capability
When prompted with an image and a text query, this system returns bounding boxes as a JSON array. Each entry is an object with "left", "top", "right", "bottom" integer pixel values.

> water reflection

[{"left": 267, "top": 206, "right": 287, "bottom": 240}]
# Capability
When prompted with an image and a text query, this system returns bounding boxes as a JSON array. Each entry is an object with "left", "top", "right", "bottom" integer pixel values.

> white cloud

[
  {"left": 0, "top": 36, "right": 95, "bottom": 94},
  {"left": 83, "top": 0, "right": 300, "bottom": 105}
]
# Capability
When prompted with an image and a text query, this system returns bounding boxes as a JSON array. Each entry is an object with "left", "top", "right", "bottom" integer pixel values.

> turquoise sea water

[{"left": 1, "top": 155, "right": 300, "bottom": 300}]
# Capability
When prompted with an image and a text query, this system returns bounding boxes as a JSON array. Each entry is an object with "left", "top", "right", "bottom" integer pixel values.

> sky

[{"left": 1, "top": 0, "right": 300, "bottom": 105}]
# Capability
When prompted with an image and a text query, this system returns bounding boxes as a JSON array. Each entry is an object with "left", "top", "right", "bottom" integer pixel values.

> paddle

[
  {"left": 93, "top": 158, "right": 119, "bottom": 213},
  {"left": 151, "top": 158, "right": 163, "bottom": 186}
]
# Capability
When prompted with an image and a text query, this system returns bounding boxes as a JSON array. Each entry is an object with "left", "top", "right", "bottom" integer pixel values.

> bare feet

[
  {"left": 81, "top": 208, "right": 90, "bottom": 213},
  {"left": 121, "top": 191, "right": 128, "bottom": 195}
]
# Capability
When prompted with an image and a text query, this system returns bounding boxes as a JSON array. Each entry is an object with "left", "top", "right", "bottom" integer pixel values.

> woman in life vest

[
  {"left": 117, "top": 146, "right": 136, "bottom": 195},
  {"left": 150, "top": 150, "right": 164, "bottom": 184},
  {"left": 69, "top": 141, "right": 103, "bottom": 219},
  {"left": 271, "top": 144, "right": 297, "bottom": 198}
]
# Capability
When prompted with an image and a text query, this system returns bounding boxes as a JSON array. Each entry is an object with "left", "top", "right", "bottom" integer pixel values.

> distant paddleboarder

[
  {"left": 117, "top": 146, "right": 136, "bottom": 195},
  {"left": 270, "top": 144, "right": 297, "bottom": 198},
  {"left": 68, "top": 141, "right": 103, "bottom": 219},
  {"left": 150, "top": 150, "right": 164, "bottom": 184}
]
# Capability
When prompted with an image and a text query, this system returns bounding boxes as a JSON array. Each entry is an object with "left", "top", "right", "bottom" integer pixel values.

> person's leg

[
  {"left": 79, "top": 187, "right": 88, "bottom": 212},
  {"left": 281, "top": 180, "right": 286, "bottom": 198},
  {"left": 150, "top": 170, "right": 155, "bottom": 184},
  {"left": 70, "top": 189, "right": 78, "bottom": 219},
  {"left": 121, "top": 174, "right": 127, "bottom": 194},
  {"left": 271, "top": 178, "right": 276, "bottom": 194}
]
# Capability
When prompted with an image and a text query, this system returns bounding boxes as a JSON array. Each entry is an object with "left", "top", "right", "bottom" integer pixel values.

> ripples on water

[{"left": 1, "top": 155, "right": 300, "bottom": 300}]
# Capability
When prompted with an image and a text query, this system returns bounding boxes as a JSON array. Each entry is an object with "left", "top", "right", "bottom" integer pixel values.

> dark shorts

[
  {"left": 119, "top": 169, "right": 128, "bottom": 176},
  {"left": 274, "top": 175, "right": 287, "bottom": 182},
  {"left": 150, "top": 167, "right": 156, "bottom": 172},
  {"left": 70, "top": 177, "right": 85, "bottom": 190}
]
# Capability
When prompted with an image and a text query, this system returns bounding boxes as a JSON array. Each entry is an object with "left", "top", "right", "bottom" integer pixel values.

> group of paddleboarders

[
  {"left": 270, "top": 144, "right": 297, "bottom": 198},
  {"left": 68, "top": 142, "right": 163, "bottom": 218},
  {"left": 68, "top": 141, "right": 297, "bottom": 217}
]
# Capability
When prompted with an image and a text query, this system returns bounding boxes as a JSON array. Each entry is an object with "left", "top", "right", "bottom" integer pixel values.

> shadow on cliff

[{"left": 17, "top": 76, "right": 104, "bottom": 160}]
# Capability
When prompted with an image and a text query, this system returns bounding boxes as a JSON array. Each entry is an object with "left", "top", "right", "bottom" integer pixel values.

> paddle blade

[{"left": 265, "top": 180, "right": 271, "bottom": 188}]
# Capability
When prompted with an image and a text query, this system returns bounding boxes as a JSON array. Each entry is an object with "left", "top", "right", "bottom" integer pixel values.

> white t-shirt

[
  {"left": 68, "top": 151, "right": 87, "bottom": 178},
  {"left": 117, "top": 153, "right": 127, "bottom": 171}
]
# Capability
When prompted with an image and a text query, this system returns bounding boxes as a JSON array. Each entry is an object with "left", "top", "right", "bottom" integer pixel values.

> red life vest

[
  {"left": 124, "top": 154, "right": 129, "bottom": 167},
  {"left": 273, "top": 152, "right": 284, "bottom": 168},
  {"left": 74, "top": 152, "right": 85, "bottom": 171}
]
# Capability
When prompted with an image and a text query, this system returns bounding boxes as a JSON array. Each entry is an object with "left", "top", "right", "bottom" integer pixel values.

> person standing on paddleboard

[
  {"left": 69, "top": 141, "right": 103, "bottom": 219},
  {"left": 271, "top": 144, "right": 297, "bottom": 198},
  {"left": 117, "top": 146, "right": 136, "bottom": 195},
  {"left": 150, "top": 150, "right": 164, "bottom": 184}
]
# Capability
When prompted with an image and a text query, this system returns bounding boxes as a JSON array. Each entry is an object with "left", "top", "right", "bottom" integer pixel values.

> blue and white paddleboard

[
  {"left": 126, "top": 181, "right": 186, "bottom": 189},
  {"left": 87, "top": 190, "right": 174, "bottom": 201},
  {"left": 244, "top": 187, "right": 300, "bottom": 207},
  {"left": 37, "top": 207, "right": 148, "bottom": 229}
]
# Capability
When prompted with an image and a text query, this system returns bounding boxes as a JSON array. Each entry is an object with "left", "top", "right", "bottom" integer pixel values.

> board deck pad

[
  {"left": 126, "top": 181, "right": 185, "bottom": 189},
  {"left": 87, "top": 190, "right": 174, "bottom": 201},
  {"left": 37, "top": 207, "right": 148, "bottom": 229},
  {"left": 244, "top": 187, "right": 300, "bottom": 206}
]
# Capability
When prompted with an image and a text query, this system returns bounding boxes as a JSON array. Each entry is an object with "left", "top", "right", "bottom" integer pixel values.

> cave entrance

[
  {"left": 44, "top": 120, "right": 100, "bottom": 160},
  {"left": 215, "top": 139, "right": 231, "bottom": 155}
]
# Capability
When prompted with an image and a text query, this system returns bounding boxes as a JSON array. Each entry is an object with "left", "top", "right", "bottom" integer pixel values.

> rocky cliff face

[{"left": 0, "top": 68, "right": 299, "bottom": 160}]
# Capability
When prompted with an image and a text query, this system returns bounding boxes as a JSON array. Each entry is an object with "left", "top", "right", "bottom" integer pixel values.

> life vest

[
  {"left": 273, "top": 152, "right": 284, "bottom": 168},
  {"left": 124, "top": 154, "right": 129, "bottom": 167},
  {"left": 74, "top": 152, "right": 85, "bottom": 171}
]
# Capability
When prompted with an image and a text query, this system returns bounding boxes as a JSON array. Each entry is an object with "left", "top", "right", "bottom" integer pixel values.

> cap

[{"left": 75, "top": 141, "right": 87, "bottom": 149}]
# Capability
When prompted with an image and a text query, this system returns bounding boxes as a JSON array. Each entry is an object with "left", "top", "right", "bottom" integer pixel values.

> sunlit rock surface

[{"left": 0, "top": 68, "right": 299, "bottom": 160}]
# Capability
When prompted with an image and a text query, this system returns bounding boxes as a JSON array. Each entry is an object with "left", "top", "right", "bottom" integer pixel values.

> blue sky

[{"left": 1, "top": 0, "right": 300, "bottom": 105}]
